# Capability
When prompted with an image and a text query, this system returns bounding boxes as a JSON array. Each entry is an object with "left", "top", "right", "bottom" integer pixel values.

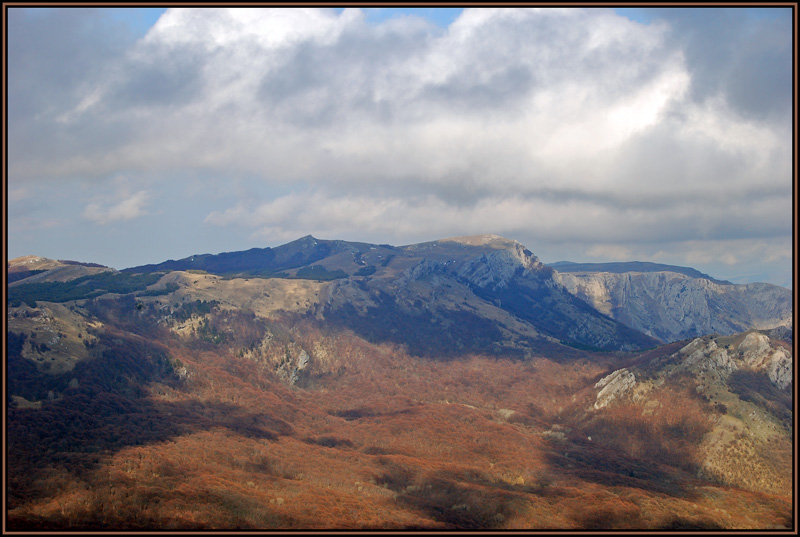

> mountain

[
  {"left": 6, "top": 235, "right": 793, "bottom": 529},
  {"left": 8, "top": 256, "right": 112, "bottom": 285},
  {"left": 551, "top": 265, "right": 791, "bottom": 344},
  {"left": 549, "top": 261, "right": 731, "bottom": 285},
  {"left": 121, "top": 235, "right": 356, "bottom": 278},
  {"left": 10, "top": 235, "right": 789, "bottom": 355},
  {"left": 118, "top": 234, "right": 657, "bottom": 353}
]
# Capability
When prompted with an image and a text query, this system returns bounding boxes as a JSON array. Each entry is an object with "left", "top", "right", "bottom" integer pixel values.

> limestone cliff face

[
  {"left": 454, "top": 240, "right": 546, "bottom": 289},
  {"left": 737, "top": 332, "right": 793, "bottom": 389},
  {"left": 593, "top": 368, "right": 636, "bottom": 409},
  {"left": 554, "top": 271, "right": 792, "bottom": 343}
]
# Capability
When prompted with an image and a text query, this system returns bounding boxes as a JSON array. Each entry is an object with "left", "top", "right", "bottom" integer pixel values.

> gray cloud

[
  {"left": 7, "top": 8, "right": 131, "bottom": 119},
  {"left": 108, "top": 50, "right": 206, "bottom": 109},
  {"left": 653, "top": 7, "right": 792, "bottom": 121}
]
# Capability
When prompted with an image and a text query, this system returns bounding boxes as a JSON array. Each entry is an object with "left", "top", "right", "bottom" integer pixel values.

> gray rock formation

[
  {"left": 737, "top": 332, "right": 793, "bottom": 389},
  {"left": 554, "top": 270, "right": 792, "bottom": 343},
  {"left": 454, "top": 241, "right": 544, "bottom": 289},
  {"left": 593, "top": 368, "right": 636, "bottom": 409},
  {"left": 680, "top": 338, "right": 738, "bottom": 380},
  {"left": 277, "top": 345, "right": 311, "bottom": 386},
  {"left": 675, "top": 332, "right": 792, "bottom": 389}
]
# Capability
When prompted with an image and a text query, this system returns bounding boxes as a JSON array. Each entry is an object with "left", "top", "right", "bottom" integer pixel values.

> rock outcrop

[
  {"left": 593, "top": 368, "right": 636, "bottom": 409},
  {"left": 676, "top": 332, "right": 792, "bottom": 389}
]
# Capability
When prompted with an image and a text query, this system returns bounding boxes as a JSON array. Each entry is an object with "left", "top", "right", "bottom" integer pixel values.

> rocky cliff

[{"left": 554, "top": 270, "right": 792, "bottom": 343}]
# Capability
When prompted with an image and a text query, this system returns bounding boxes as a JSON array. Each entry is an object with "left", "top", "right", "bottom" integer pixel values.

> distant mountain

[
  {"left": 553, "top": 267, "right": 791, "bottom": 343},
  {"left": 122, "top": 235, "right": 385, "bottom": 278},
  {"left": 8, "top": 256, "right": 113, "bottom": 285},
  {"left": 317, "top": 234, "right": 657, "bottom": 354},
  {"left": 14, "top": 235, "right": 791, "bottom": 352},
  {"left": 548, "top": 261, "right": 731, "bottom": 285}
]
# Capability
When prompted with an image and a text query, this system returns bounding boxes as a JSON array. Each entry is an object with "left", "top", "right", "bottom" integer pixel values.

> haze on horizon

[{"left": 6, "top": 6, "right": 794, "bottom": 288}]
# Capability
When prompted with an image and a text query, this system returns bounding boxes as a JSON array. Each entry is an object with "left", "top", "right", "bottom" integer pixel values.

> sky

[{"left": 6, "top": 6, "right": 795, "bottom": 287}]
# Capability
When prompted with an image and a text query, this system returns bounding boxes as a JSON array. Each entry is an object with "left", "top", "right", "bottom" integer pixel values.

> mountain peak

[
  {"left": 289, "top": 235, "right": 320, "bottom": 245},
  {"left": 8, "top": 256, "right": 54, "bottom": 270}
]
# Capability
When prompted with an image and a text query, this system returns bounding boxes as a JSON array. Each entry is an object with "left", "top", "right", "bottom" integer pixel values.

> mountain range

[
  {"left": 5, "top": 234, "right": 794, "bottom": 530},
  {"left": 12, "top": 233, "right": 789, "bottom": 351},
  {"left": 130, "top": 235, "right": 792, "bottom": 346}
]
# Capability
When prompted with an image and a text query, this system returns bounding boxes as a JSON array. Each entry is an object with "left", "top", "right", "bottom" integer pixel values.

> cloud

[
  {"left": 585, "top": 244, "right": 635, "bottom": 261},
  {"left": 651, "top": 7, "right": 792, "bottom": 122},
  {"left": 205, "top": 183, "right": 789, "bottom": 249},
  {"left": 11, "top": 8, "right": 789, "bottom": 190},
  {"left": 8, "top": 187, "right": 30, "bottom": 203},
  {"left": 83, "top": 190, "right": 152, "bottom": 225}
]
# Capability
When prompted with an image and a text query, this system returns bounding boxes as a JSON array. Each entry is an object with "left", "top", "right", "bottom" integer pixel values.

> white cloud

[
  {"left": 83, "top": 190, "right": 152, "bottom": 225},
  {"left": 12, "top": 8, "right": 789, "bottom": 197}
]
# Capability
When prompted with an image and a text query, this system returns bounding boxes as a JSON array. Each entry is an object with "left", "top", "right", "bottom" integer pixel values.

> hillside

[
  {"left": 8, "top": 256, "right": 112, "bottom": 285},
  {"left": 6, "top": 295, "right": 792, "bottom": 529}
]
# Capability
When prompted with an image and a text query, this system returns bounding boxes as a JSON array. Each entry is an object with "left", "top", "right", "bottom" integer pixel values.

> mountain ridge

[
  {"left": 548, "top": 260, "right": 732, "bottom": 285},
  {"left": 9, "top": 234, "right": 790, "bottom": 349}
]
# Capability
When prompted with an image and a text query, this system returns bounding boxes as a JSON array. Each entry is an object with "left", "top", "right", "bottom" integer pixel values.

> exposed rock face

[
  {"left": 766, "top": 349, "right": 792, "bottom": 389},
  {"left": 277, "top": 345, "right": 311, "bottom": 386},
  {"left": 680, "top": 338, "right": 738, "bottom": 380},
  {"left": 321, "top": 235, "right": 658, "bottom": 354},
  {"left": 454, "top": 241, "right": 544, "bottom": 289},
  {"left": 593, "top": 368, "right": 636, "bottom": 409},
  {"left": 738, "top": 332, "right": 771, "bottom": 365},
  {"left": 555, "top": 271, "right": 792, "bottom": 343},
  {"left": 676, "top": 332, "right": 792, "bottom": 389},
  {"left": 737, "top": 332, "right": 793, "bottom": 389},
  {"left": 593, "top": 329, "right": 792, "bottom": 412}
]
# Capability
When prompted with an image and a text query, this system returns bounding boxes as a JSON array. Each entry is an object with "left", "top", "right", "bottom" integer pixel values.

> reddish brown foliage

[{"left": 6, "top": 314, "right": 792, "bottom": 530}]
